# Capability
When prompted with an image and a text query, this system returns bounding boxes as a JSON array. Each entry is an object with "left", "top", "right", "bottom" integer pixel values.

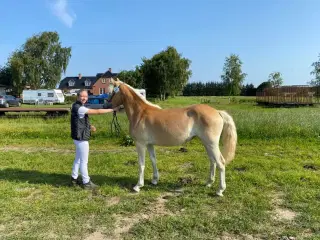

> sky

[{"left": 0, "top": 0, "right": 319, "bottom": 87}]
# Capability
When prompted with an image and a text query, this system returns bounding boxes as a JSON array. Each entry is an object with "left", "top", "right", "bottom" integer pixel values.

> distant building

[{"left": 58, "top": 68, "right": 118, "bottom": 95}]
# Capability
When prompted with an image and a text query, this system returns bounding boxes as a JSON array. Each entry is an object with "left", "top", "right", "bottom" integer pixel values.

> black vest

[{"left": 71, "top": 101, "right": 91, "bottom": 141}]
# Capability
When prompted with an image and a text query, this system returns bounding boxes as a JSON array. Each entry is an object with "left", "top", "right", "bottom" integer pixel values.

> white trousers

[{"left": 71, "top": 140, "right": 90, "bottom": 184}]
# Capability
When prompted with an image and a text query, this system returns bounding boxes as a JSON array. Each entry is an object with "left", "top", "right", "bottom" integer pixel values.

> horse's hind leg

[
  {"left": 205, "top": 152, "right": 216, "bottom": 188},
  {"left": 133, "top": 142, "right": 146, "bottom": 192},
  {"left": 205, "top": 144, "right": 226, "bottom": 197},
  {"left": 147, "top": 144, "right": 159, "bottom": 185}
]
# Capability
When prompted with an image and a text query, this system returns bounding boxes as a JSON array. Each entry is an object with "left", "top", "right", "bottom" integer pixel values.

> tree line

[{"left": 1, "top": 31, "right": 320, "bottom": 99}]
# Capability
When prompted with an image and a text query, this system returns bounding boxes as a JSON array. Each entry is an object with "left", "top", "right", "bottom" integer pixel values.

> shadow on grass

[{"left": 0, "top": 168, "right": 182, "bottom": 192}]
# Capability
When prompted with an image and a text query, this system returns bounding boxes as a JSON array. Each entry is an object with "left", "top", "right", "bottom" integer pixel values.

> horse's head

[{"left": 107, "top": 78, "right": 124, "bottom": 109}]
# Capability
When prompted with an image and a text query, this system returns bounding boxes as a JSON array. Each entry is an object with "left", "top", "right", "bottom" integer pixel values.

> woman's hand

[{"left": 90, "top": 125, "right": 96, "bottom": 132}]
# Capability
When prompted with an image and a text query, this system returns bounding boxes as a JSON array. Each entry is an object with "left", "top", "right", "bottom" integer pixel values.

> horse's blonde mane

[{"left": 121, "top": 82, "right": 162, "bottom": 109}]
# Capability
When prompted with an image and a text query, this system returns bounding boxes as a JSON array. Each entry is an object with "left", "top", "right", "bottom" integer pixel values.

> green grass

[{"left": 0, "top": 96, "right": 320, "bottom": 239}]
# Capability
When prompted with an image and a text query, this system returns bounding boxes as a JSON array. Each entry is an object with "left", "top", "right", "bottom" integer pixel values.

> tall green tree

[
  {"left": 8, "top": 31, "right": 71, "bottom": 93},
  {"left": 117, "top": 66, "right": 144, "bottom": 88},
  {"left": 10, "top": 51, "right": 25, "bottom": 96},
  {"left": 140, "top": 46, "right": 192, "bottom": 100},
  {"left": 268, "top": 71, "right": 283, "bottom": 87},
  {"left": 221, "top": 54, "right": 247, "bottom": 96}
]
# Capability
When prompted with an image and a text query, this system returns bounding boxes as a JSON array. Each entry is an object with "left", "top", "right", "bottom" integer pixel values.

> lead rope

[{"left": 110, "top": 110, "right": 121, "bottom": 136}]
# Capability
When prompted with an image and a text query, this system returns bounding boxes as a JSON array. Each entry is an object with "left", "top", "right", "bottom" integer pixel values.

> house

[{"left": 58, "top": 68, "right": 118, "bottom": 95}]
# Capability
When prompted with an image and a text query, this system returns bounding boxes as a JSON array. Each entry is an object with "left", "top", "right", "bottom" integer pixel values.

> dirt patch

[
  {"left": 46, "top": 232, "right": 58, "bottom": 239},
  {"left": 108, "top": 192, "right": 177, "bottom": 240},
  {"left": 106, "top": 197, "right": 121, "bottom": 207},
  {"left": 85, "top": 231, "right": 106, "bottom": 240},
  {"left": 271, "top": 192, "right": 297, "bottom": 222},
  {"left": 178, "top": 176, "right": 197, "bottom": 185},
  {"left": 181, "top": 162, "right": 194, "bottom": 169},
  {"left": 216, "top": 232, "right": 263, "bottom": 240},
  {"left": 0, "top": 224, "right": 5, "bottom": 231},
  {"left": 274, "top": 209, "right": 296, "bottom": 221},
  {"left": 25, "top": 189, "right": 42, "bottom": 200}
]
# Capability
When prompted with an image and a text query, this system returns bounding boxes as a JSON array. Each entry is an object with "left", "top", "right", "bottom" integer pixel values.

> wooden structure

[
  {"left": 0, "top": 107, "right": 70, "bottom": 117},
  {"left": 256, "top": 85, "right": 315, "bottom": 106}
]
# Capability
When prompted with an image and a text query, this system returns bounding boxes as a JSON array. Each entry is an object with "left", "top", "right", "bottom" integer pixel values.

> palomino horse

[{"left": 108, "top": 79, "right": 237, "bottom": 196}]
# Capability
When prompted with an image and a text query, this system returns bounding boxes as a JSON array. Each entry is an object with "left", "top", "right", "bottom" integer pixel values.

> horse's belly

[
  {"left": 132, "top": 117, "right": 195, "bottom": 146},
  {"left": 148, "top": 127, "right": 194, "bottom": 146}
]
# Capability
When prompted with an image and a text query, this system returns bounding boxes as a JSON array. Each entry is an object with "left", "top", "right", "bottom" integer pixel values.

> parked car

[
  {"left": 0, "top": 95, "right": 22, "bottom": 108},
  {"left": 84, "top": 95, "right": 111, "bottom": 109}
]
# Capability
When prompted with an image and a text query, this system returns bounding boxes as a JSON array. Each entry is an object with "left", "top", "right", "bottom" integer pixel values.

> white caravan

[{"left": 22, "top": 89, "right": 65, "bottom": 104}]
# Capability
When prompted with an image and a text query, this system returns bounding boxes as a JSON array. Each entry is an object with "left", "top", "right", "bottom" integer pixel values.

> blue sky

[{"left": 0, "top": 0, "right": 319, "bottom": 87}]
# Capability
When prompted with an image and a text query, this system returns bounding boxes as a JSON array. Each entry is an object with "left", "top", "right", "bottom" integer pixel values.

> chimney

[
  {"left": 78, "top": 73, "right": 82, "bottom": 79},
  {"left": 108, "top": 68, "right": 112, "bottom": 73}
]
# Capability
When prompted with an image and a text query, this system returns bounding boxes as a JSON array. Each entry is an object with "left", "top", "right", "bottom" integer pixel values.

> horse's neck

[{"left": 122, "top": 86, "right": 145, "bottom": 123}]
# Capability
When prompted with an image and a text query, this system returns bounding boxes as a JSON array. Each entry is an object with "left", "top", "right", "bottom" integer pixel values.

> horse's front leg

[
  {"left": 133, "top": 142, "right": 146, "bottom": 192},
  {"left": 147, "top": 144, "right": 159, "bottom": 185}
]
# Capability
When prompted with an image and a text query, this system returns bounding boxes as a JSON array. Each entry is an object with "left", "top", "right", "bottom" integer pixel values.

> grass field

[{"left": 0, "top": 96, "right": 320, "bottom": 240}]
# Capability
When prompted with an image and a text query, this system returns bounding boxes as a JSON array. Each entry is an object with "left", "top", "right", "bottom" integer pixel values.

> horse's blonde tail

[{"left": 218, "top": 110, "right": 237, "bottom": 165}]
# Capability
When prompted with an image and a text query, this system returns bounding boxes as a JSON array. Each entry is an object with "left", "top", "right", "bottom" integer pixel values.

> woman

[{"left": 70, "top": 89, "right": 120, "bottom": 189}]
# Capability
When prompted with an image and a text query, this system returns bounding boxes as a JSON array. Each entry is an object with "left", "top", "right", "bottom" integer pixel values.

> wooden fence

[{"left": 256, "top": 86, "right": 316, "bottom": 105}]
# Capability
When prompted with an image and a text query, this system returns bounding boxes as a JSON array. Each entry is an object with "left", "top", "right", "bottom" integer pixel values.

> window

[
  {"left": 84, "top": 79, "right": 91, "bottom": 87},
  {"left": 48, "top": 93, "right": 54, "bottom": 97},
  {"left": 68, "top": 79, "right": 75, "bottom": 87},
  {"left": 99, "top": 88, "right": 105, "bottom": 94},
  {"left": 38, "top": 93, "right": 41, "bottom": 96},
  {"left": 101, "top": 78, "right": 106, "bottom": 84}
]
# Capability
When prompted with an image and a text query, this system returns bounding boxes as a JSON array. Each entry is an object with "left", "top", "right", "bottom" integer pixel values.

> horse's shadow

[{"left": 0, "top": 168, "right": 180, "bottom": 192}]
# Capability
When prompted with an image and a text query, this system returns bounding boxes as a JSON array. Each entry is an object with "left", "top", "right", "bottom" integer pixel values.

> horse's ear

[{"left": 114, "top": 78, "right": 123, "bottom": 86}]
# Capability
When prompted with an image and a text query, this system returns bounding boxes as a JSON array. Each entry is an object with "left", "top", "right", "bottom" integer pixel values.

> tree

[
  {"left": 268, "top": 71, "right": 283, "bottom": 87},
  {"left": 8, "top": 31, "right": 71, "bottom": 94},
  {"left": 0, "top": 64, "right": 13, "bottom": 87},
  {"left": 221, "top": 54, "right": 247, "bottom": 96},
  {"left": 241, "top": 83, "right": 256, "bottom": 96},
  {"left": 256, "top": 81, "right": 272, "bottom": 92},
  {"left": 117, "top": 66, "right": 144, "bottom": 88},
  {"left": 140, "top": 46, "right": 192, "bottom": 100},
  {"left": 10, "top": 51, "right": 25, "bottom": 96},
  {"left": 309, "top": 54, "right": 320, "bottom": 101}
]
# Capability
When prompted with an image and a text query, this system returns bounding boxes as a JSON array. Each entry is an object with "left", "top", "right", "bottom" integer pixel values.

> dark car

[{"left": 0, "top": 95, "right": 22, "bottom": 108}]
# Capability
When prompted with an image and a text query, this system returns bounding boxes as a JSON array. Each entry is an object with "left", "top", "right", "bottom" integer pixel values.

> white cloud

[{"left": 50, "top": 0, "right": 76, "bottom": 28}]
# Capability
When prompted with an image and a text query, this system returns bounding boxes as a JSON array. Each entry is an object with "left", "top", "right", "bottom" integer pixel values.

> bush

[
  {"left": 65, "top": 96, "right": 77, "bottom": 104},
  {"left": 120, "top": 134, "right": 135, "bottom": 146}
]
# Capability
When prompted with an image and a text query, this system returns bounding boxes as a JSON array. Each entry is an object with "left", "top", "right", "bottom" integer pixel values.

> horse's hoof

[
  {"left": 151, "top": 179, "right": 158, "bottom": 185},
  {"left": 216, "top": 191, "right": 224, "bottom": 197},
  {"left": 133, "top": 186, "right": 141, "bottom": 192}
]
